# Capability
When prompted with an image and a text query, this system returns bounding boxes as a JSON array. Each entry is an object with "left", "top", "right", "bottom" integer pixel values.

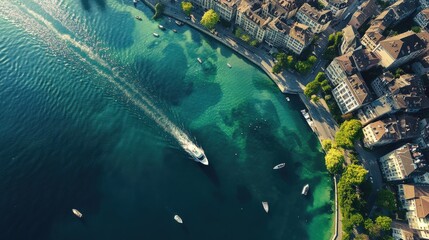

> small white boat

[
  {"left": 174, "top": 215, "right": 183, "bottom": 224},
  {"left": 227, "top": 63, "right": 232, "bottom": 68},
  {"left": 175, "top": 20, "right": 184, "bottom": 26},
  {"left": 72, "top": 209, "right": 83, "bottom": 218},
  {"left": 302, "top": 184, "right": 309, "bottom": 195},
  {"left": 153, "top": 33, "right": 159, "bottom": 37},
  {"left": 158, "top": 25, "right": 165, "bottom": 30},
  {"left": 273, "top": 163, "right": 285, "bottom": 170},
  {"left": 197, "top": 58, "right": 203, "bottom": 64},
  {"left": 172, "top": 29, "right": 177, "bottom": 33},
  {"left": 262, "top": 201, "right": 269, "bottom": 213},
  {"left": 285, "top": 97, "right": 290, "bottom": 102},
  {"left": 184, "top": 144, "right": 209, "bottom": 165}
]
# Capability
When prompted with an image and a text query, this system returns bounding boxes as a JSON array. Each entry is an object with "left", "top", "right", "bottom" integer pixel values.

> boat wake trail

[{"left": 0, "top": 3, "right": 208, "bottom": 165}]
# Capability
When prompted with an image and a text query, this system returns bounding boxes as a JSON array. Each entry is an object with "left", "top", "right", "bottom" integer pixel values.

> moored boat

[
  {"left": 72, "top": 209, "right": 83, "bottom": 218},
  {"left": 285, "top": 97, "right": 290, "bottom": 101},
  {"left": 273, "top": 163, "right": 285, "bottom": 169},
  {"left": 174, "top": 215, "right": 183, "bottom": 224},
  {"left": 175, "top": 20, "right": 184, "bottom": 26},
  {"left": 302, "top": 184, "right": 309, "bottom": 195},
  {"left": 153, "top": 33, "right": 159, "bottom": 37},
  {"left": 197, "top": 57, "right": 202, "bottom": 64},
  {"left": 173, "top": 29, "right": 177, "bottom": 33},
  {"left": 227, "top": 63, "right": 232, "bottom": 68},
  {"left": 158, "top": 25, "right": 165, "bottom": 30},
  {"left": 135, "top": 16, "right": 142, "bottom": 21},
  {"left": 262, "top": 202, "right": 269, "bottom": 213}
]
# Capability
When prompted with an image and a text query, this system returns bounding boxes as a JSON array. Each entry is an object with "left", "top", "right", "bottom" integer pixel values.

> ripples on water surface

[{"left": 0, "top": 1, "right": 333, "bottom": 239}]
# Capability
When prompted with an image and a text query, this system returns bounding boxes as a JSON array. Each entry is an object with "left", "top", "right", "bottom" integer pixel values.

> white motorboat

[
  {"left": 227, "top": 63, "right": 232, "bottom": 68},
  {"left": 262, "top": 202, "right": 269, "bottom": 213},
  {"left": 72, "top": 209, "right": 83, "bottom": 218},
  {"left": 273, "top": 163, "right": 285, "bottom": 170},
  {"left": 153, "top": 33, "right": 159, "bottom": 37},
  {"left": 197, "top": 57, "right": 203, "bottom": 64},
  {"left": 158, "top": 25, "right": 165, "bottom": 30},
  {"left": 285, "top": 97, "right": 290, "bottom": 102},
  {"left": 174, "top": 215, "right": 183, "bottom": 224},
  {"left": 184, "top": 144, "right": 209, "bottom": 165},
  {"left": 175, "top": 20, "right": 184, "bottom": 26},
  {"left": 302, "top": 184, "right": 309, "bottom": 195}
]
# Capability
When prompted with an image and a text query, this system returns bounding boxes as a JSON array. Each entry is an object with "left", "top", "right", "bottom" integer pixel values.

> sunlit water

[{"left": 0, "top": 0, "right": 333, "bottom": 239}]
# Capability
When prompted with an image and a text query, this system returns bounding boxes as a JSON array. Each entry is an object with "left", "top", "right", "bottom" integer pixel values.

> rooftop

[
  {"left": 344, "top": 73, "right": 372, "bottom": 105},
  {"left": 403, "top": 184, "right": 429, "bottom": 218},
  {"left": 298, "top": 3, "right": 333, "bottom": 24},
  {"left": 379, "top": 31, "right": 426, "bottom": 60}
]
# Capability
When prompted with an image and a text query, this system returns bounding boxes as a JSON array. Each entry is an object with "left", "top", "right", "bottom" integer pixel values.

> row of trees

[
  {"left": 234, "top": 28, "right": 259, "bottom": 47},
  {"left": 304, "top": 72, "right": 342, "bottom": 122},
  {"left": 324, "top": 31, "right": 342, "bottom": 61},
  {"left": 272, "top": 53, "right": 317, "bottom": 74},
  {"left": 179, "top": 3, "right": 220, "bottom": 30}
]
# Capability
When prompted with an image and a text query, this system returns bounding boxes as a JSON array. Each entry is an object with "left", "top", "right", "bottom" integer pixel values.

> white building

[
  {"left": 379, "top": 143, "right": 424, "bottom": 181},
  {"left": 398, "top": 184, "right": 429, "bottom": 239},
  {"left": 415, "top": 8, "right": 429, "bottom": 31},
  {"left": 332, "top": 73, "right": 372, "bottom": 114},
  {"left": 373, "top": 31, "right": 428, "bottom": 69},
  {"left": 362, "top": 115, "right": 420, "bottom": 148},
  {"left": 213, "top": 0, "right": 241, "bottom": 22},
  {"left": 295, "top": 3, "right": 332, "bottom": 33}
]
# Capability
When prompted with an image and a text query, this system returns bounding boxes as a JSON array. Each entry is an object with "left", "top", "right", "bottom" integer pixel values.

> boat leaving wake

[{"left": 1, "top": 2, "right": 208, "bottom": 165}]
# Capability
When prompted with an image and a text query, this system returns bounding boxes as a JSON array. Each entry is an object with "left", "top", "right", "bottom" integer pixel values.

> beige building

[
  {"left": 363, "top": 115, "right": 420, "bottom": 148},
  {"left": 379, "top": 143, "right": 424, "bottom": 181},
  {"left": 325, "top": 49, "right": 379, "bottom": 86},
  {"left": 213, "top": 0, "right": 241, "bottom": 22},
  {"left": 340, "top": 25, "right": 361, "bottom": 55},
  {"left": 357, "top": 95, "right": 398, "bottom": 126},
  {"left": 348, "top": 0, "right": 377, "bottom": 29},
  {"left": 332, "top": 73, "right": 372, "bottom": 114},
  {"left": 392, "top": 220, "right": 421, "bottom": 239},
  {"left": 235, "top": 1, "right": 270, "bottom": 42},
  {"left": 373, "top": 31, "right": 428, "bottom": 70},
  {"left": 398, "top": 184, "right": 429, "bottom": 239},
  {"left": 295, "top": 3, "right": 333, "bottom": 33}
]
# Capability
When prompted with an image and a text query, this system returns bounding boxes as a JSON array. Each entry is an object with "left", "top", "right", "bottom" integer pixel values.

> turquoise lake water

[{"left": 0, "top": 0, "right": 333, "bottom": 239}]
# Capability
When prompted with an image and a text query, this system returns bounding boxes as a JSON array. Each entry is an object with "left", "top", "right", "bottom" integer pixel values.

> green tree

[
  {"left": 335, "top": 119, "right": 363, "bottom": 149},
  {"left": 181, "top": 1, "right": 193, "bottom": 16},
  {"left": 325, "top": 148, "right": 345, "bottom": 174},
  {"left": 286, "top": 55, "right": 294, "bottom": 68},
  {"left": 364, "top": 218, "right": 381, "bottom": 237},
  {"left": 200, "top": 9, "right": 219, "bottom": 29},
  {"left": 272, "top": 64, "right": 282, "bottom": 74},
  {"left": 314, "top": 72, "right": 326, "bottom": 82},
  {"left": 376, "top": 189, "right": 396, "bottom": 211},
  {"left": 304, "top": 80, "right": 320, "bottom": 97},
  {"left": 343, "top": 213, "right": 364, "bottom": 232},
  {"left": 308, "top": 55, "right": 317, "bottom": 64},
  {"left": 295, "top": 61, "right": 311, "bottom": 73},
  {"left": 394, "top": 68, "right": 405, "bottom": 78},
  {"left": 321, "top": 139, "right": 334, "bottom": 151},
  {"left": 412, "top": 26, "right": 421, "bottom": 33},
  {"left": 343, "top": 164, "right": 367, "bottom": 185},
  {"left": 376, "top": 216, "right": 392, "bottom": 231}
]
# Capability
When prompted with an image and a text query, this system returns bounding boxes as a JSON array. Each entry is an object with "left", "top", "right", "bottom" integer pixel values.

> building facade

[
  {"left": 296, "top": 3, "right": 333, "bottom": 33},
  {"left": 332, "top": 73, "right": 372, "bottom": 114}
]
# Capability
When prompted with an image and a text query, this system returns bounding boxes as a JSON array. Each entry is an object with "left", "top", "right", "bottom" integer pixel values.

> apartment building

[
  {"left": 296, "top": 3, "right": 333, "bottom": 33},
  {"left": 332, "top": 73, "right": 372, "bottom": 114},
  {"left": 340, "top": 25, "right": 361, "bottom": 55},
  {"left": 415, "top": 8, "right": 429, "bottom": 31},
  {"left": 373, "top": 31, "right": 428, "bottom": 69},
  {"left": 348, "top": 0, "right": 377, "bottom": 29},
  {"left": 357, "top": 95, "right": 398, "bottom": 125},
  {"left": 325, "top": 49, "right": 379, "bottom": 86},
  {"left": 213, "top": 0, "right": 241, "bottom": 22},
  {"left": 362, "top": 115, "right": 420, "bottom": 148},
  {"left": 235, "top": 1, "right": 270, "bottom": 42},
  {"left": 379, "top": 143, "right": 425, "bottom": 181},
  {"left": 398, "top": 184, "right": 429, "bottom": 239}
]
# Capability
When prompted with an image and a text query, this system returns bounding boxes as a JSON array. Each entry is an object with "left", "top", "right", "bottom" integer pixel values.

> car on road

[{"left": 369, "top": 176, "right": 374, "bottom": 183}]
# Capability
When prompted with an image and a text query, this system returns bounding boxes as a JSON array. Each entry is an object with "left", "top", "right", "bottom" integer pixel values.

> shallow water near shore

[{"left": 0, "top": 1, "right": 332, "bottom": 239}]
